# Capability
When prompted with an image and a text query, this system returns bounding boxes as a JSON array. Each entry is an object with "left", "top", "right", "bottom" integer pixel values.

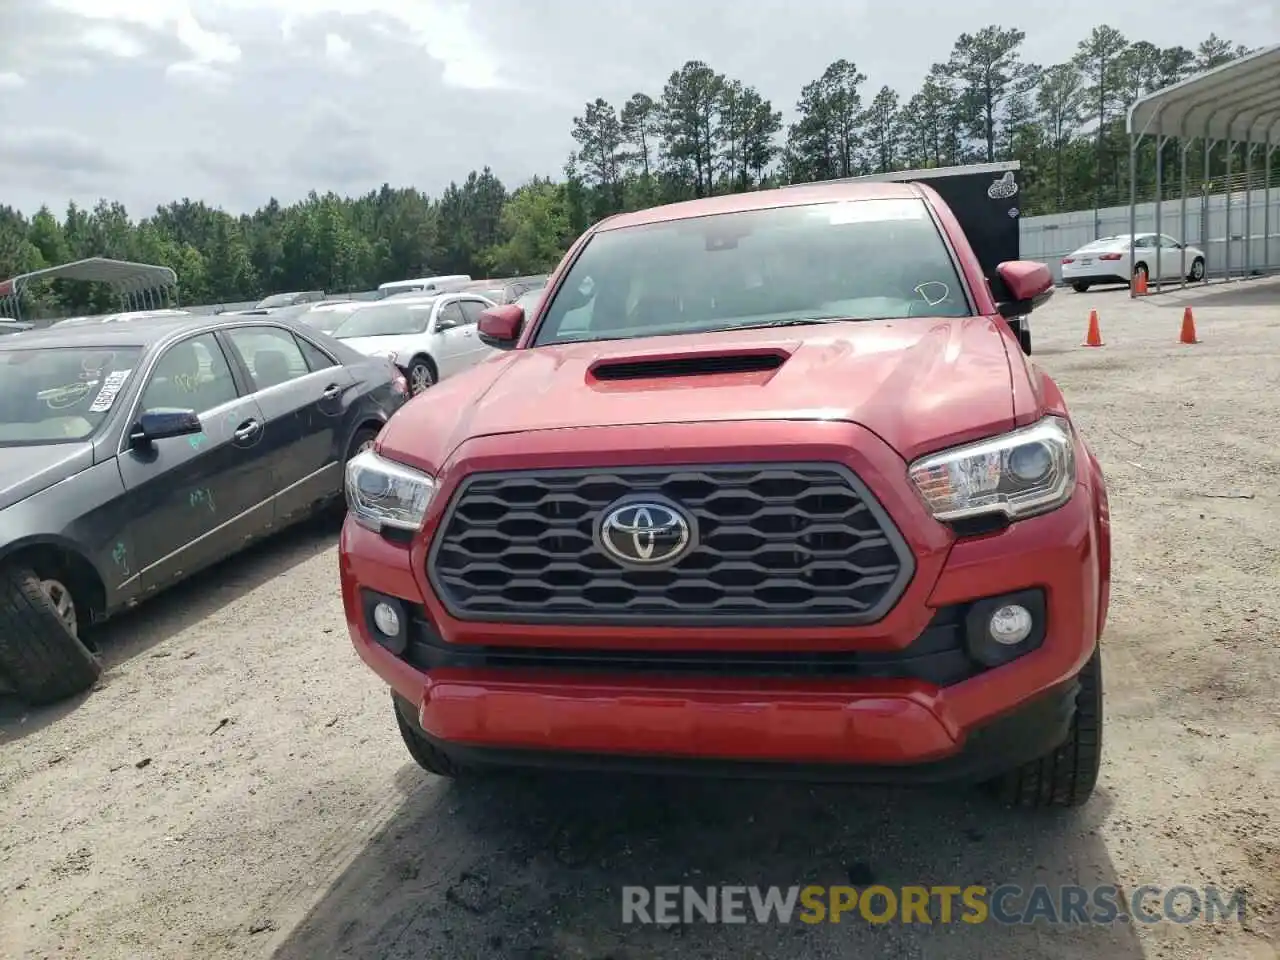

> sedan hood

[
  {"left": 338, "top": 334, "right": 424, "bottom": 360},
  {"left": 0, "top": 442, "right": 95, "bottom": 513},
  {"left": 381, "top": 316, "right": 1018, "bottom": 465}
]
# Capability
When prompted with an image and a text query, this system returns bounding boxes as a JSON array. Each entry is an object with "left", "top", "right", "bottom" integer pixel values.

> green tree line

[{"left": 0, "top": 25, "right": 1267, "bottom": 319}]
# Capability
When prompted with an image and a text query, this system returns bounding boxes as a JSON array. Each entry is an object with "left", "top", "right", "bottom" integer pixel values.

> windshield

[
  {"left": 533, "top": 198, "right": 970, "bottom": 346},
  {"left": 333, "top": 301, "right": 435, "bottom": 338},
  {"left": 256, "top": 294, "right": 297, "bottom": 309},
  {"left": 0, "top": 346, "right": 144, "bottom": 445}
]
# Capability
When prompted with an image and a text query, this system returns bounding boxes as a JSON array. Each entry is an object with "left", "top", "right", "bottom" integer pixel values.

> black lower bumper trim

[{"left": 395, "top": 676, "right": 1080, "bottom": 786}]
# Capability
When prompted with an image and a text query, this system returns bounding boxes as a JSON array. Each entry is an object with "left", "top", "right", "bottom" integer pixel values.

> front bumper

[{"left": 341, "top": 420, "right": 1106, "bottom": 775}]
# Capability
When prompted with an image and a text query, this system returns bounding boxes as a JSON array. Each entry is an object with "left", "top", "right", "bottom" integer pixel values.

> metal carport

[
  {"left": 0, "top": 257, "right": 180, "bottom": 323},
  {"left": 1125, "top": 43, "right": 1280, "bottom": 295}
]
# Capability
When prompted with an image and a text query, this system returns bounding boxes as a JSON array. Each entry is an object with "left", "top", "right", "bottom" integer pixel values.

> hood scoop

[{"left": 589, "top": 348, "right": 788, "bottom": 382}]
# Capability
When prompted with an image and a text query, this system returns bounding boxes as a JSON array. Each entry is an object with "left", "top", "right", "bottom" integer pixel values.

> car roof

[
  {"left": 1, "top": 311, "right": 321, "bottom": 351},
  {"left": 597, "top": 180, "right": 921, "bottom": 232}
]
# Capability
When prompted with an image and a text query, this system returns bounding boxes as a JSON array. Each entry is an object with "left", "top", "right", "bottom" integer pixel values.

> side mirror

[
  {"left": 995, "top": 261, "right": 1053, "bottom": 317},
  {"left": 477, "top": 304, "right": 525, "bottom": 349},
  {"left": 129, "top": 409, "right": 202, "bottom": 449}
]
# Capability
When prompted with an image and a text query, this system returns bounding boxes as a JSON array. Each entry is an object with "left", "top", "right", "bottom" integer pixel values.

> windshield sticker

[
  {"left": 826, "top": 200, "right": 924, "bottom": 225},
  {"left": 88, "top": 369, "right": 133, "bottom": 412},
  {"left": 987, "top": 171, "right": 1019, "bottom": 200},
  {"left": 39, "top": 381, "right": 98, "bottom": 409}
]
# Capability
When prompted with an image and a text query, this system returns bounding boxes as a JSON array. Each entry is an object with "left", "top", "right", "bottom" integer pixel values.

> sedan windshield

[
  {"left": 333, "top": 301, "right": 435, "bottom": 338},
  {"left": 533, "top": 198, "right": 970, "bottom": 346},
  {"left": 0, "top": 346, "right": 144, "bottom": 445}
]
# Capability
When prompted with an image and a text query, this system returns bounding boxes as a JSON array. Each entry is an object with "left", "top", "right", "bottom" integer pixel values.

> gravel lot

[{"left": 2, "top": 278, "right": 1278, "bottom": 960}]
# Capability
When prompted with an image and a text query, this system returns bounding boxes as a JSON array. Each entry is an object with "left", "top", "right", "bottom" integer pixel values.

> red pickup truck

[{"left": 339, "top": 177, "right": 1111, "bottom": 808}]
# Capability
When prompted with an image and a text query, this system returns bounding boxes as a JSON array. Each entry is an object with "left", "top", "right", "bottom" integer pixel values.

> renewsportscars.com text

[{"left": 621, "top": 884, "right": 1248, "bottom": 926}]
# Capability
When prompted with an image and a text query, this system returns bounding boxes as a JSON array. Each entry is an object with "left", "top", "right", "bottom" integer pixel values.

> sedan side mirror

[
  {"left": 129, "top": 409, "right": 202, "bottom": 449},
  {"left": 477, "top": 304, "right": 525, "bottom": 349}
]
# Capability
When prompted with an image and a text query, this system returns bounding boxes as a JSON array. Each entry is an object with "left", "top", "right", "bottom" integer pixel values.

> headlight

[
  {"left": 908, "top": 416, "right": 1076, "bottom": 522},
  {"left": 371, "top": 348, "right": 399, "bottom": 363},
  {"left": 344, "top": 449, "right": 436, "bottom": 532}
]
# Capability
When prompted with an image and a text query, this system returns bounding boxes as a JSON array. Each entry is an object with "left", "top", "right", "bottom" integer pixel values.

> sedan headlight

[
  {"left": 369, "top": 348, "right": 399, "bottom": 363},
  {"left": 908, "top": 416, "right": 1076, "bottom": 522},
  {"left": 345, "top": 449, "right": 436, "bottom": 532}
]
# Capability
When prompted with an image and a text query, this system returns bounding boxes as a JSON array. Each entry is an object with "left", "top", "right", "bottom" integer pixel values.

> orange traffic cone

[
  {"left": 1133, "top": 272, "right": 1148, "bottom": 296},
  {"left": 1179, "top": 306, "right": 1200, "bottom": 344},
  {"left": 1082, "top": 309, "right": 1104, "bottom": 347}
]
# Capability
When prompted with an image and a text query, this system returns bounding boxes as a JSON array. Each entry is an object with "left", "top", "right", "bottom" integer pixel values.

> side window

[
  {"left": 1160, "top": 235, "right": 1181, "bottom": 249},
  {"left": 141, "top": 333, "right": 238, "bottom": 415},
  {"left": 435, "top": 302, "right": 466, "bottom": 331},
  {"left": 457, "top": 300, "right": 486, "bottom": 325},
  {"left": 225, "top": 326, "right": 311, "bottom": 391},
  {"left": 1133, "top": 236, "right": 1153, "bottom": 249},
  {"left": 293, "top": 333, "right": 336, "bottom": 371}
]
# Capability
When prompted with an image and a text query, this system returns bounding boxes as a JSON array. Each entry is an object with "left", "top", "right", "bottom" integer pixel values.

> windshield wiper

[{"left": 732, "top": 316, "right": 864, "bottom": 331}]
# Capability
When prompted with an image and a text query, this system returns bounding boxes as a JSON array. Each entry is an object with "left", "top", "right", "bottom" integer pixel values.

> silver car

[{"left": 329, "top": 293, "right": 498, "bottom": 394}]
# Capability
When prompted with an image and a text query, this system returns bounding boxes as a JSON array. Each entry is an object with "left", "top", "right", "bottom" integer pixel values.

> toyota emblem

[{"left": 596, "top": 497, "right": 695, "bottom": 568}]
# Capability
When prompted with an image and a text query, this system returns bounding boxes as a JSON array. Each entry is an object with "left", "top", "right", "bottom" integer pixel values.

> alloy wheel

[{"left": 40, "top": 578, "right": 78, "bottom": 637}]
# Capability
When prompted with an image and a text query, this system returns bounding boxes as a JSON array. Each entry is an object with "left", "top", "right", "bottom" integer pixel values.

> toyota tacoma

[{"left": 339, "top": 178, "right": 1111, "bottom": 808}]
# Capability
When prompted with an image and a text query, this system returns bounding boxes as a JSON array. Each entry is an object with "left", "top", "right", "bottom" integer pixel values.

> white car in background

[
  {"left": 330, "top": 292, "right": 498, "bottom": 394},
  {"left": 1061, "top": 233, "right": 1207, "bottom": 292}
]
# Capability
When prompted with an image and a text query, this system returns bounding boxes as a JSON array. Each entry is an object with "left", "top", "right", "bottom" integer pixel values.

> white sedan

[
  {"left": 1061, "top": 233, "right": 1207, "bottom": 292},
  {"left": 329, "top": 292, "right": 498, "bottom": 394}
]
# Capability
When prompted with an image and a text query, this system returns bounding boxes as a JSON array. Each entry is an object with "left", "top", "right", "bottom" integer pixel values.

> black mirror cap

[{"left": 131, "top": 408, "right": 202, "bottom": 447}]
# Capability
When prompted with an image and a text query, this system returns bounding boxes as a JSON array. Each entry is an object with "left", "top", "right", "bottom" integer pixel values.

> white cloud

[
  {"left": 164, "top": 61, "right": 233, "bottom": 88},
  {"left": 0, "top": 72, "right": 27, "bottom": 90},
  {"left": 47, "top": 0, "right": 241, "bottom": 76},
  {"left": 78, "top": 24, "right": 147, "bottom": 58},
  {"left": 272, "top": 0, "right": 503, "bottom": 89},
  {"left": 324, "top": 32, "right": 361, "bottom": 74}
]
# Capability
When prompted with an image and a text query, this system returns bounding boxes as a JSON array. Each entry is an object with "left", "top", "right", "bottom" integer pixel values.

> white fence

[{"left": 1021, "top": 189, "right": 1280, "bottom": 284}]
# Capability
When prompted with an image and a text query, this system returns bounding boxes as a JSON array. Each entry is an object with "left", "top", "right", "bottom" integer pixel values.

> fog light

[
  {"left": 372, "top": 601, "right": 401, "bottom": 637},
  {"left": 988, "top": 604, "right": 1032, "bottom": 645}
]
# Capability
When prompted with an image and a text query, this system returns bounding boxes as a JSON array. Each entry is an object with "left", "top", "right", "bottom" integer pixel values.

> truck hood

[
  {"left": 379, "top": 316, "right": 1017, "bottom": 467},
  {"left": 0, "top": 442, "right": 95, "bottom": 513}
]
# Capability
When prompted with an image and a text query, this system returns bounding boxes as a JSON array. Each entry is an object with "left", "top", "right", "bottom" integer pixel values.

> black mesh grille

[{"left": 427, "top": 464, "right": 914, "bottom": 625}]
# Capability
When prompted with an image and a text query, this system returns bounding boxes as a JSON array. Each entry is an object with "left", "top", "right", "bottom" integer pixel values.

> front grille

[{"left": 427, "top": 463, "right": 914, "bottom": 626}]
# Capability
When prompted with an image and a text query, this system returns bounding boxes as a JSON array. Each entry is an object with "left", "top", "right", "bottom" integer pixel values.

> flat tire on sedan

[{"left": 0, "top": 564, "right": 102, "bottom": 705}]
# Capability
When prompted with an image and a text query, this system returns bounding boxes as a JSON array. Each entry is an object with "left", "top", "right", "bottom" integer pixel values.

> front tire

[
  {"left": 1188, "top": 257, "right": 1206, "bottom": 282},
  {"left": 990, "top": 649, "right": 1103, "bottom": 808},
  {"left": 0, "top": 565, "right": 102, "bottom": 705},
  {"left": 393, "top": 693, "right": 465, "bottom": 777}
]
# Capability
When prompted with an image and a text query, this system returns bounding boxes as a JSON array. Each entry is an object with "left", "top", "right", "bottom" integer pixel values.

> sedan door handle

[
  {"left": 321, "top": 384, "right": 342, "bottom": 400},
  {"left": 233, "top": 419, "right": 262, "bottom": 442}
]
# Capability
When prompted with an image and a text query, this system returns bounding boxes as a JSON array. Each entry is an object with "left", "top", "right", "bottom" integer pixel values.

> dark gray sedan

[{"left": 0, "top": 312, "right": 410, "bottom": 705}]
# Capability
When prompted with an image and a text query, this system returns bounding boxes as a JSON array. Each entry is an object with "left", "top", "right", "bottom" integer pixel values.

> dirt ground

[{"left": 2, "top": 278, "right": 1278, "bottom": 960}]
